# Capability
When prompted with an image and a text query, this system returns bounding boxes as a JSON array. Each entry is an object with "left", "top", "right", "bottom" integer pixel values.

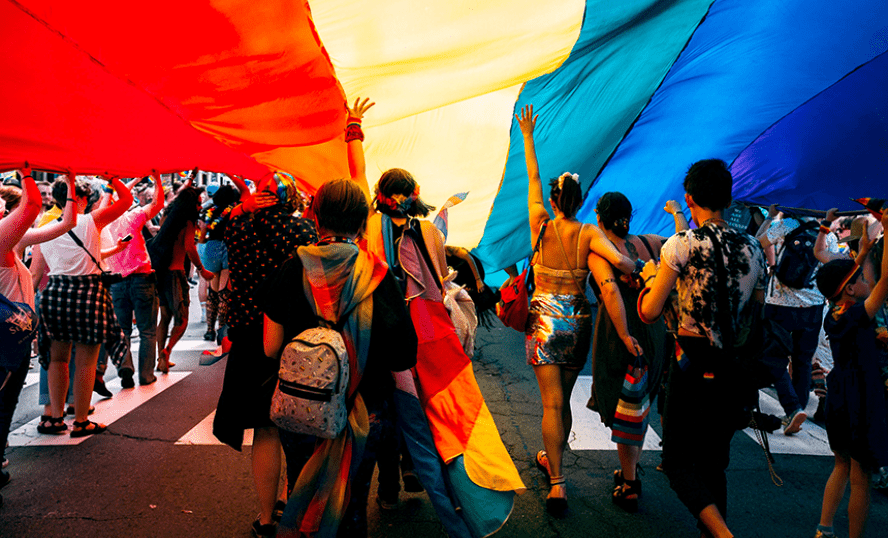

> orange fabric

[{"left": 2, "top": 1, "right": 344, "bottom": 179}]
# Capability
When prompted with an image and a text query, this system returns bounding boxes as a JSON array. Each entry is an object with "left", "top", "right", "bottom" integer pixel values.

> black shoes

[
  {"left": 119, "top": 368, "right": 135, "bottom": 389},
  {"left": 251, "top": 518, "right": 277, "bottom": 538},
  {"left": 94, "top": 377, "right": 113, "bottom": 398},
  {"left": 203, "top": 329, "right": 216, "bottom": 342}
]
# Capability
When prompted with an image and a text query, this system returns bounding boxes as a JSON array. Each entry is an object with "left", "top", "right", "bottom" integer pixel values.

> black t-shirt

[{"left": 259, "top": 253, "right": 417, "bottom": 409}]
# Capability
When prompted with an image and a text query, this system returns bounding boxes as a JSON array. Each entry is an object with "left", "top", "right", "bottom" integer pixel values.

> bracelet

[
  {"left": 346, "top": 116, "right": 362, "bottom": 125},
  {"left": 818, "top": 225, "right": 831, "bottom": 235},
  {"left": 345, "top": 123, "right": 365, "bottom": 143},
  {"left": 66, "top": 198, "right": 76, "bottom": 202}
]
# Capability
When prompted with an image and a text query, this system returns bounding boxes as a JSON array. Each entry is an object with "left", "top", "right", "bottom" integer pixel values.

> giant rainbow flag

[{"left": 2, "top": 0, "right": 886, "bottom": 270}]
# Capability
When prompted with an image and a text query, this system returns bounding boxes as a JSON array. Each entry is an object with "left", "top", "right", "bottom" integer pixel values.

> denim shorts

[{"left": 199, "top": 239, "right": 229, "bottom": 273}]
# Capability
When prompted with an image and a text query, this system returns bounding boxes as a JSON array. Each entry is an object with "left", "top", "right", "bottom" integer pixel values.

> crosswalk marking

[
  {"left": 744, "top": 390, "right": 831, "bottom": 456},
  {"left": 176, "top": 410, "right": 253, "bottom": 446},
  {"left": 9, "top": 371, "right": 191, "bottom": 446},
  {"left": 569, "top": 375, "right": 662, "bottom": 451}
]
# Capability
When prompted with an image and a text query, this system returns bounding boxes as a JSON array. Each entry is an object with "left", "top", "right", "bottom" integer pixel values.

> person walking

[
  {"left": 515, "top": 104, "right": 635, "bottom": 514},
  {"left": 639, "top": 159, "right": 768, "bottom": 538}
]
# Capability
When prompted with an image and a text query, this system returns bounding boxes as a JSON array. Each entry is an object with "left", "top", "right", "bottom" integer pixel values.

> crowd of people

[{"left": 0, "top": 97, "right": 885, "bottom": 538}]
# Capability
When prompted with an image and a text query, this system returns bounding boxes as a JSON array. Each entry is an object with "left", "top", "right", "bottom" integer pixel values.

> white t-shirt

[
  {"left": 0, "top": 257, "right": 35, "bottom": 308},
  {"left": 765, "top": 218, "right": 838, "bottom": 308},
  {"left": 41, "top": 214, "right": 102, "bottom": 276}
]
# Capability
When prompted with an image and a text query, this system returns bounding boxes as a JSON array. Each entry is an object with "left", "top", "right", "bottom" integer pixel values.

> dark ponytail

[
  {"left": 595, "top": 191, "right": 632, "bottom": 238},
  {"left": 548, "top": 172, "right": 583, "bottom": 218}
]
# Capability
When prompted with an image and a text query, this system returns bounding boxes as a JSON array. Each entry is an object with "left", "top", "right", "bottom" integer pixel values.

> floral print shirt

[
  {"left": 661, "top": 223, "right": 768, "bottom": 348},
  {"left": 223, "top": 207, "right": 317, "bottom": 330},
  {"left": 765, "top": 217, "right": 837, "bottom": 308}
]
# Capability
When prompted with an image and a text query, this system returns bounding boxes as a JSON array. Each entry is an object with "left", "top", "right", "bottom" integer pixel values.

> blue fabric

[
  {"left": 473, "top": 0, "right": 715, "bottom": 270},
  {"left": 731, "top": 50, "right": 888, "bottom": 211},
  {"left": 392, "top": 389, "right": 473, "bottom": 538},
  {"left": 474, "top": 0, "right": 888, "bottom": 272},
  {"left": 446, "top": 455, "right": 515, "bottom": 538},
  {"left": 578, "top": 0, "right": 888, "bottom": 239}
]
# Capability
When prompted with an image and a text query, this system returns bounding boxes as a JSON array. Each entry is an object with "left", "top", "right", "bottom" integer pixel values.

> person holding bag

[
  {"left": 639, "top": 159, "right": 768, "bottom": 538},
  {"left": 515, "top": 104, "right": 635, "bottom": 515}
]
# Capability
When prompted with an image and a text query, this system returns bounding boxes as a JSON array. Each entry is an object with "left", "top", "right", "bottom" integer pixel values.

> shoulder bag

[{"left": 497, "top": 220, "right": 548, "bottom": 331}]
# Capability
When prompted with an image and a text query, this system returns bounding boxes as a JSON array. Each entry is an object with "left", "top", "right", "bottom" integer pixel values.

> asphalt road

[{"left": 2, "top": 291, "right": 887, "bottom": 537}]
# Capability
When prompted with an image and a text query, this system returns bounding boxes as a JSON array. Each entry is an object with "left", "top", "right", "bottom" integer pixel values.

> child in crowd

[{"left": 813, "top": 207, "right": 888, "bottom": 538}]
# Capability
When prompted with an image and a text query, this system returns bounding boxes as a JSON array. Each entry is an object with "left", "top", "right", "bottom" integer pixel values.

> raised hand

[
  {"left": 346, "top": 97, "right": 375, "bottom": 121},
  {"left": 825, "top": 207, "right": 839, "bottom": 223},
  {"left": 767, "top": 203, "right": 779, "bottom": 219},
  {"left": 515, "top": 104, "right": 537, "bottom": 136},
  {"left": 664, "top": 200, "right": 682, "bottom": 216}
]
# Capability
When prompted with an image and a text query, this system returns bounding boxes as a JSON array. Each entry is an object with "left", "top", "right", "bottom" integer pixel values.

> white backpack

[{"left": 270, "top": 311, "right": 353, "bottom": 439}]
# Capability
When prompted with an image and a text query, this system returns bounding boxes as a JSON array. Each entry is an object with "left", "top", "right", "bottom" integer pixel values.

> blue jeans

[
  {"left": 110, "top": 273, "right": 158, "bottom": 384},
  {"left": 764, "top": 303, "right": 823, "bottom": 416}
]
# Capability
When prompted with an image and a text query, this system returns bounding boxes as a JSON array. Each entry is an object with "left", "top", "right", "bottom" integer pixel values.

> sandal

[
  {"left": 36, "top": 415, "right": 67, "bottom": 435},
  {"left": 535, "top": 450, "right": 551, "bottom": 481},
  {"left": 613, "top": 464, "right": 644, "bottom": 492},
  {"left": 612, "top": 478, "right": 641, "bottom": 512},
  {"left": 545, "top": 475, "right": 568, "bottom": 517},
  {"left": 70, "top": 420, "right": 107, "bottom": 438}
]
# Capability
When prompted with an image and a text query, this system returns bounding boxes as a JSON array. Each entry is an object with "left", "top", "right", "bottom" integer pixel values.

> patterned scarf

[{"left": 277, "top": 242, "right": 387, "bottom": 538}]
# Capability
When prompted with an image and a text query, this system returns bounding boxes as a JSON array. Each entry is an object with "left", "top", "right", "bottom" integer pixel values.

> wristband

[
  {"left": 345, "top": 123, "right": 365, "bottom": 143},
  {"left": 819, "top": 225, "right": 831, "bottom": 235},
  {"left": 346, "top": 116, "right": 362, "bottom": 125}
]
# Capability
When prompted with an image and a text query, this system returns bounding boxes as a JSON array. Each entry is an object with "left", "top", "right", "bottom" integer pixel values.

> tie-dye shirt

[{"left": 661, "top": 223, "right": 768, "bottom": 348}]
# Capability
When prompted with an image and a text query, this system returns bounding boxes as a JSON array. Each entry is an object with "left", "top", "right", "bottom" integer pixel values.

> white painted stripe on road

[
  {"left": 128, "top": 338, "right": 216, "bottom": 354},
  {"left": 23, "top": 371, "right": 40, "bottom": 389},
  {"left": 9, "top": 371, "right": 191, "bottom": 446},
  {"left": 742, "top": 390, "right": 831, "bottom": 456},
  {"left": 569, "top": 375, "right": 662, "bottom": 451},
  {"left": 175, "top": 410, "right": 253, "bottom": 446}
]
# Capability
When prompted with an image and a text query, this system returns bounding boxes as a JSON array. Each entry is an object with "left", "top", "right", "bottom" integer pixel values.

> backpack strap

[{"left": 699, "top": 225, "right": 734, "bottom": 349}]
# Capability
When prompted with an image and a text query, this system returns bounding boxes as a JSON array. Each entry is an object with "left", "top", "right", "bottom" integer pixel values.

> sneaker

[
  {"left": 375, "top": 492, "right": 398, "bottom": 510},
  {"left": 783, "top": 409, "right": 807, "bottom": 435},
  {"left": 120, "top": 372, "right": 135, "bottom": 389}
]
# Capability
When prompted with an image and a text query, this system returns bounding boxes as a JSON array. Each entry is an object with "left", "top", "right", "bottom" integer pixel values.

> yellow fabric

[
  {"left": 37, "top": 206, "right": 63, "bottom": 227},
  {"left": 463, "top": 402, "right": 527, "bottom": 493},
  {"left": 297, "top": 0, "right": 586, "bottom": 249}
]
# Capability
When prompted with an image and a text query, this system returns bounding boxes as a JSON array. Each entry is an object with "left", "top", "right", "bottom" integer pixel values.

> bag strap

[
  {"left": 699, "top": 225, "right": 734, "bottom": 349},
  {"left": 551, "top": 221, "right": 587, "bottom": 295},
  {"left": 776, "top": 219, "right": 819, "bottom": 260},
  {"left": 637, "top": 234, "right": 656, "bottom": 260},
  {"left": 66, "top": 228, "right": 107, "bottom": 275}
]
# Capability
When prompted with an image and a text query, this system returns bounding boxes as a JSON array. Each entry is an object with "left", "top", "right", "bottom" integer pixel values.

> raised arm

[
  {"left": 756, "top": 204, "right": 780, "bottom": 248},
  {"left": 589, "top": 253, "right": 642, "bottom": 356},
  {"left": 516, "top": 105, "right": 549, "bottom": 235},
  {"left": 19, "top": 171, "right": 77, "bottom": 247},
  {"left": 814, "top": 208, "right": 847, "bottom": 264},
  {"left": 346, "top": 97, "right": 375, "bottom": 204},
  {"left": 228, "top": 173, "right": 276, "bottom": 220},
  {"left": 0, "top": 166, "right": 42, "bottom": 254},
  {"left": 145, "top": 172, "right": 165, "bottom": 220},
  {"left": 864, "top": 208, "right": 888, "bottom": 318},
  {"left": 664, "top": 199, "right": 690, "bottom": 233},
  {"left": 92, "top": 176, "right": 133, "bottom": 230}
]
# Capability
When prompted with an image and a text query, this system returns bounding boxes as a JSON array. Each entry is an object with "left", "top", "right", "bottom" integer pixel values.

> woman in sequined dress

[{"left": 515, "top": 104, "right": 635, "bottom": 514}]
